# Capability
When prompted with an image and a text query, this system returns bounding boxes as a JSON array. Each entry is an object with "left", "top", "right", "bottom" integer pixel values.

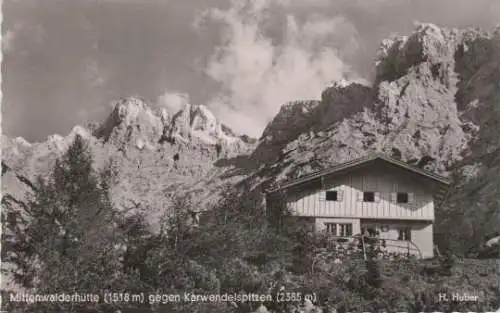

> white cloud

[
  {"left": 157, "top": 91, "right": 189, "bottom": 115},
  {"left": 199, "top": 0, "right": 364, "bottom": 138}
]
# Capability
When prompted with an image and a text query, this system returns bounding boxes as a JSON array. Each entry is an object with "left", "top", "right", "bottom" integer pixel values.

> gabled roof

[{"left": 265, "top": 153, "right": 451, "bottom": 194}]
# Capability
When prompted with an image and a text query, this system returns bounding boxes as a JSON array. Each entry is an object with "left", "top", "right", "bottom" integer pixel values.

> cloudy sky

[{"left": 2, "top": 0, "right": 499, "bottom": 142}]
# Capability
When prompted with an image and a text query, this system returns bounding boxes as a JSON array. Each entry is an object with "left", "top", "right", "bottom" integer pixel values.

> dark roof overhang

[{"left": 265, "top": 153, "right": 451, "bottom": 195}]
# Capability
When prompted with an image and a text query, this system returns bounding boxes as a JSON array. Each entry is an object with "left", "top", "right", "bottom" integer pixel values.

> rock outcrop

[
  {"left": 161, "top": 103, "right": 253, "bottom": 157},
  {"left": 253, "top": 80, "right": 372, "bottom": 165},
  {"left": 95, "top": 97, "right": 165, "bottom": 152}
]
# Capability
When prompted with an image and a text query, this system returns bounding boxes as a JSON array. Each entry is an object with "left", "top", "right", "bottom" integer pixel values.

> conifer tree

[{"left": 4, "top": 135, "right": 144, "bottom": 312}]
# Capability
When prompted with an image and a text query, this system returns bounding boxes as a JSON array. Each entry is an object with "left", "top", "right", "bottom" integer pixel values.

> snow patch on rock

[{"left": 136, "top": 138, "right": 145, "bottom": 150}]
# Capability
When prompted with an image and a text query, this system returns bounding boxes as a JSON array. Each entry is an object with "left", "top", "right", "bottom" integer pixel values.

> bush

[{"left": 365, "top": 259, "right": 383, "bottom": 288}]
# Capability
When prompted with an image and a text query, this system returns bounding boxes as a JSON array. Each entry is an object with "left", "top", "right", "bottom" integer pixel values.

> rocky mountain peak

[
  {"left": 43, "top": 125, "right": 92, "bottom": 150},
  {"left": 325, "top": 78, "right": 360, "bottom": 89},
  {"left": 253, "top": 79, "right": 372, "bottom": 164},
  {"left": 191, "top": 105, "right": 219, "bottom": 134},
  {"left": 160, "top": 103, "right": 253, "bottom": 155},
  {"left": 115, "top": 96, "right": 150, "bottom": 124},
  {"left": 90, "top": 96, "right": 253, "bottom": 155},
  {"left": 12, "top": 137, "right": 32, "bottom": 148},
  {"left": 94, "top": 97, "right": 164, "bottom": 151},
  {"left": 375, "top": 23, "right": 459, "bottom": 85}
]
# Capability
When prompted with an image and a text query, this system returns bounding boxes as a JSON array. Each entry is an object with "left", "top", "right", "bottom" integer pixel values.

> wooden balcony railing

[{"left": 321, "top": 234, "right": 423, "bottom": 259}]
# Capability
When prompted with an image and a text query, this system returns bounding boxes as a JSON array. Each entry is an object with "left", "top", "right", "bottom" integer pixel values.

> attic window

[
  {"left": 363, "top": 192, "right": 375, "bottom": 202},
  {"left": 397, "top": 192, "right": 409, "bottom": 203},
  {"left": 325, "top": 191, "right": 338, "bottom": 201}
]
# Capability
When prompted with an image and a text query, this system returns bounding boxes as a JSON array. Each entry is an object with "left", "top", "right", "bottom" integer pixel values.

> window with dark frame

[
  {"left": 325, "top": 190, "right": 338, "bottom": 201},
  {"left": 339, "top": 223, "right": 353, "bottom": 237},
  {"left": 363, "top": 191, "right": 375, "bottom": 202},
  {"left": 325, "top": 223, "right": 352, "bottom": 236},
  {"left": 397, "top": 192, "right": 409, "bottom": 203},
  {"left": 398, "top": 227, "right": 412, "bottom": 241},
  {"left": 325, "top": 223, "right": 337, "bottom": 234}
]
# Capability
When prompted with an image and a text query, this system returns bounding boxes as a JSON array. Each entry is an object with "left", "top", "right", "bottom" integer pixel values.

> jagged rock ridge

[{"left": 1, "top": 97, "right": 256, "bottom": 234}]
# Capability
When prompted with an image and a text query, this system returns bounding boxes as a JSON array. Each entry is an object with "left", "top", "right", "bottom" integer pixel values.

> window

[
  {"left": 339, "top": 223, "right": 353, "bottom": 237},
  {"left": 392, "top": 192, "right": 414, "bottom": 204},
  {"left": 397, "top": 192, "right": 409, "bottom": 203},
  {"left": 325, "top": 223, "right": 337, "bottom": 234},
  {"left": 398, "top": 227, "right": 412, "bottom": 241},
  {"left": 325, "top": 223, "right": 352, "bottom": 237},
  {"left": 363, "top": 191, "right": 375, "bottom": 202},
  {"left": 325, "top": 190, "right": 338, "bottom": 201}
]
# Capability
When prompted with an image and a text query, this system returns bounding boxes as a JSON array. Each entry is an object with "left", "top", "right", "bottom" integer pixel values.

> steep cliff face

[
  {"left": 253, "top": 81, "right": 372, "bottom": 165},
  {"left": 370, "top": 24, "right": 476, "bottom": 171},
  {"left": 433, "top": 27, "right": 500, "bottom": 254}
]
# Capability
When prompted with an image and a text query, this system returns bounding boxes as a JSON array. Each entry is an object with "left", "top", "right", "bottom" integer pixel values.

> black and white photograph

[{"left": 1, "top": 0, "right": 500, "bottom": 312}]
